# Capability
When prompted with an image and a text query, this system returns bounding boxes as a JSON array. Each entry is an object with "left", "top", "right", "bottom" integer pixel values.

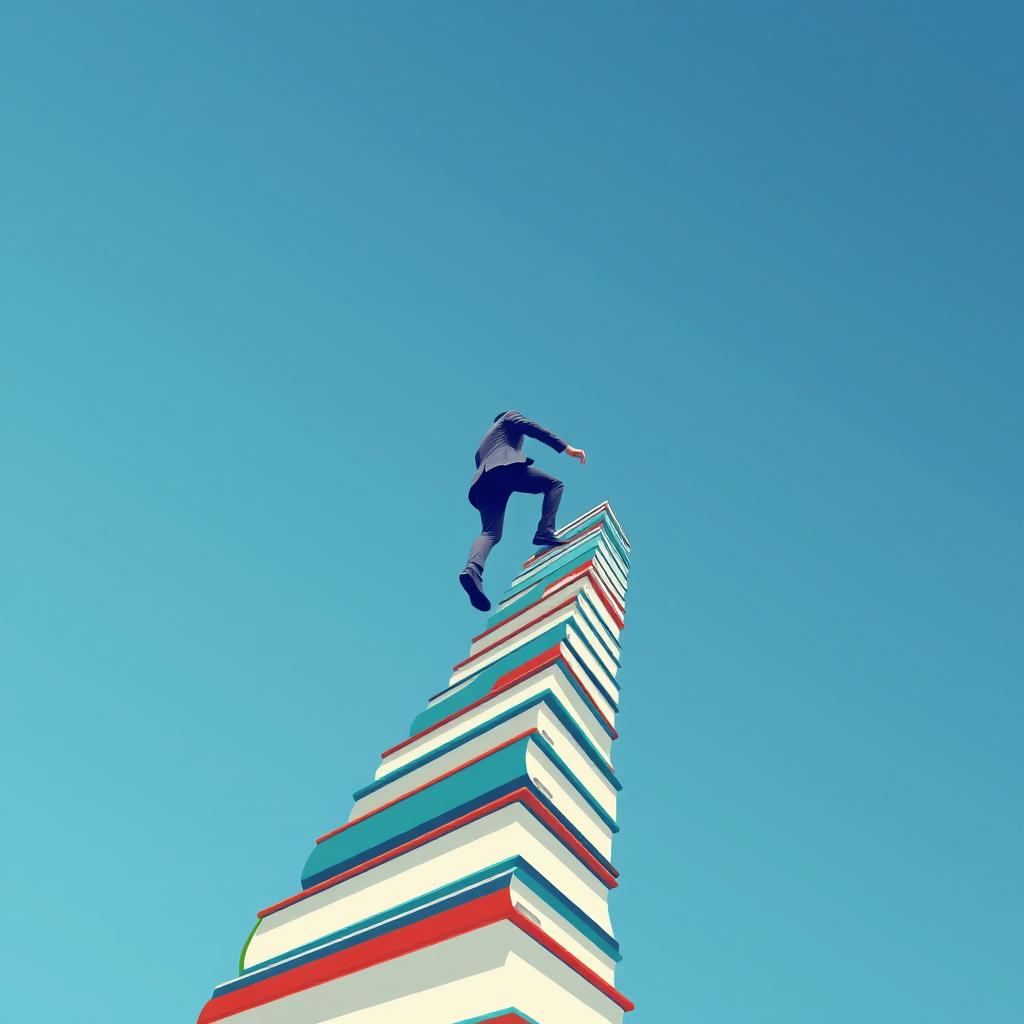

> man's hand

[{"left": 564, "top": 445, "right": 587, "bottom": 465}]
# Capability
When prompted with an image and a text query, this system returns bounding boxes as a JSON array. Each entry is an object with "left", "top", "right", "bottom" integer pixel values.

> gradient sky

[{"left": 2, "top": 4, "right": 1021, "bottom": 1022}]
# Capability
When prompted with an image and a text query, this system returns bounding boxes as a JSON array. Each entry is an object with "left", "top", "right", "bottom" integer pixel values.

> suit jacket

[{"left": 468, "top": 410, "right": 567, "bottom": 507}]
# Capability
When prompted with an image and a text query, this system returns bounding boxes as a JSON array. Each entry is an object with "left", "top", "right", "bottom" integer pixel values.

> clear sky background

[{"left": 2, "top": 4, "right": 1021, "bottom": 1022}]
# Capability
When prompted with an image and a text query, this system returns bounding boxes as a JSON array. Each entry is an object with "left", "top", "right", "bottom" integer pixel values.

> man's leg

[
  {"left": 466, "top": 483, "right": 512, "bottom": 574},
  {"left": 460, "top": 477, "right": 512, "bottom": 611},
  {"left": 513, "top": 465, "right": 566, "bottom": 544}
]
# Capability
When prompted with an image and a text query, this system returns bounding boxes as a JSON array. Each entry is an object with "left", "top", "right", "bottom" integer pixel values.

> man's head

[{"left": 493, "top": 410, "right": 510, "bottom": 423}]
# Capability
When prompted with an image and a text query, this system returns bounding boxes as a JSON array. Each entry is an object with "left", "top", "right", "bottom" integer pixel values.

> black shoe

[
  {"left": 532, "top": 532, "right": 571, "bottom": 548},
  {"left": 459, "top": 567, "right": 491, "bottom": 611}
]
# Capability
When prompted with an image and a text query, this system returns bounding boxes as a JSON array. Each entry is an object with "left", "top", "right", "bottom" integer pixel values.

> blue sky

[{"left": 2, "top": 3, "right": 1021, "bottom": 1021}]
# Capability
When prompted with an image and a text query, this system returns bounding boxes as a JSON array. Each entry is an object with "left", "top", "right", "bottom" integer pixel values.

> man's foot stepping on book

[
  {"left": 459, "top": 566, "right": 491, "bottom": 611},
  {"left": 532, "top": 532, "right": 571, "bottom": 548}
]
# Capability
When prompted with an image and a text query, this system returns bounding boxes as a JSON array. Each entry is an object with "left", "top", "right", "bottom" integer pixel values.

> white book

[
  {"left": 377, "top": 662, "right": 615, "bottom": 781},
  {"left": 510, "top": 530, "right": 629, "bottom": 597},
  {"left": 450, "top": 580, "right": 624, "bottom": 696},
  {"left": 498, "top": 555, "right": 626, "bottom": 635},
  {"left": 244, "top": 805, "right": 617, "bottom": 978},
  {"left": 352, "top": 698, "right": 618, "bottom": 823},
  {"left": 205, "top": 920, "right": 629, "bottom": 1024},
  {"left": 463, "top": 586, "right": 622, "bottom": 674}
]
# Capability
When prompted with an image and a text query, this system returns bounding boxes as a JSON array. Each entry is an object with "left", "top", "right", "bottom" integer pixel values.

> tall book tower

[{"left": 197, "top": 501, "right": 634, "bottom": 1024}]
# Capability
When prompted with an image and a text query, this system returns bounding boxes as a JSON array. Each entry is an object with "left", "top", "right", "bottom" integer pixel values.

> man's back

[
  {"left": 469, "top": 410, "right": 567, "bottom": 500},
  {"left": 474, "top": 417, "right": 521, "bottom": 467}
]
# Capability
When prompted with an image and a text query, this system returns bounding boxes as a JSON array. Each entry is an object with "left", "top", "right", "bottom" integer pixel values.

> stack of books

[{"left": 197, "top": 501, "right": 634, "bottom": 1024}]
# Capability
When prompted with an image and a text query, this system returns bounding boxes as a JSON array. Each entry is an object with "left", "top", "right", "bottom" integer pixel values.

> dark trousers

[{"left": 466, "top": 464, "right": 564, "bottom": 574}]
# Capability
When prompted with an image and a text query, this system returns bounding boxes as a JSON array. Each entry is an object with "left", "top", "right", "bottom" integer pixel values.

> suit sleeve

[{"left": 505, "top": 411, "right": 568, "bottom": 454}]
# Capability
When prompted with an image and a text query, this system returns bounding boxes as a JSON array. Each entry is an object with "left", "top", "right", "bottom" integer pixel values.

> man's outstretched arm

[{"left": 506, "top": 411, "right": 586, "bottom": 465}]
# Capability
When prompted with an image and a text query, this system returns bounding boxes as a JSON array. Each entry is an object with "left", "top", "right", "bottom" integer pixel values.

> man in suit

[{"left": 459, "top": 410, "right": 587, "bottom": 611}]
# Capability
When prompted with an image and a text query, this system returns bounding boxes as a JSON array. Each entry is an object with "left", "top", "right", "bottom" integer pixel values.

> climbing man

[{"left": 459, "top": 410, "right": 587, "bottom": 611}]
